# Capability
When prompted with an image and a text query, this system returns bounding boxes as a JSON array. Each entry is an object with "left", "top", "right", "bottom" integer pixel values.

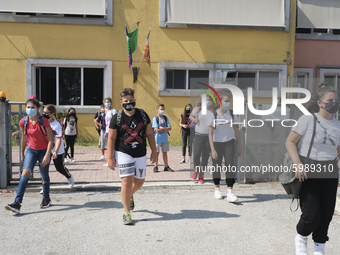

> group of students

[{"left": 4, "top": 85, "right": 340, "bottom": 255}]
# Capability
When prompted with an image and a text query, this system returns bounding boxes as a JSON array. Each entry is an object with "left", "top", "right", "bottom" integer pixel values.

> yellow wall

[{"left": 0, "top": 0, "right": 296, "bottom": 142}]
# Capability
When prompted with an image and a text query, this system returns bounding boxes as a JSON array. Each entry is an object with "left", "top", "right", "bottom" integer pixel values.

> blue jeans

[
  {"left": 15, "top": 147, "right": 51, "bottom": 203},
  {"left": 100, "top": 129, "right": 106, "bottom": 149}
]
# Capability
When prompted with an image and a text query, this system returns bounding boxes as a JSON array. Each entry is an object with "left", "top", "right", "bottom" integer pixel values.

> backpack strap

[
  {"left": 137, "top": 108, "right": 148, "bottom": 126},
  {"left": 38, "top": 116, "right": 47, "bottom": 136},
  {"left": 23, "top": 116, "right": 29, "bottom": 135},
  {"left": 116, "top": 109, "right": 124, "bottom": 128},
  {"left": 213, "top": 111, "right": 218, "bottom": 130},
  {"left": 229, "top": 109, "right": 234, "bottom": 121}
]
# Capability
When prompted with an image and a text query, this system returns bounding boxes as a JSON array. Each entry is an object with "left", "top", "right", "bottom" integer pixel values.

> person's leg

[
  {"left": 181, "top": 129, "right": 187, "bottom": 159},
  {"left": 199, "top": 136, "right": 211, "bottom": 178},
  {"left": 132, "top": 155, "right": 147, "bottom": 194},
  {"left": 312, "top": 178, "right": 338, "bottom": 244},
  {"left": 53, "top": 154, "right": 71, "bottom": 179},
  {"left": 15, "top": 147, "right": 37, "bottom": 203},
  {"left": 212, "top": 142, "right": 224, "bottom": 188},
  {"left": 65, "top": 135, "right": 70, "bottom": 158},
  {"left": 155, "top": 152, "right": 159, "bottom": 167},
  {"left": 193, "top": 135, "right": 204, "bottom": 173},
  {"left": 187, "top": 130, "right": 192, "bottom": 160},
  {"left": 69, "top": 135, "right": 76, "bottom": 159},
  {"left": 121, "top": 175, "right": 134, "bottom": 211},
  {"left": 163, "top": 152, "right": 168, "bottom": 167},
  {"left": 37, "top": 149, "right": 51, "bottom": 199},
  {"left": 100, "top": 129, "right": 106, "bottom": 156},
  {"left": 224, "top": 140, "right": 236, "bottom": 189}
]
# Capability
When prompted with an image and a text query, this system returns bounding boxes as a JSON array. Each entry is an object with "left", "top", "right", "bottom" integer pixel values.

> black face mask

[
  {"left": 186, "top": 109, "right": 191, "bottom": 114},
  {"left": 123, "top": 102, "right": 136, "bottom": 111},
  {"left": 323, "top": 101, "right": 339, "bottom": 114},
  {"left": 42, "top": 113, "right": 51, "bottom": 119},
  {"left": 70, "top": 112, "right": 76, "bottom": 117}
]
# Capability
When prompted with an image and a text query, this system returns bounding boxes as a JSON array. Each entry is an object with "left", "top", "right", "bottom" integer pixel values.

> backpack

[
  {"left": 153, "top": 115, "right": 170, "bottom": 136},
  {"left": 116, "top": 108, "right": 148, "bottom": 127},
  {"left": 213, "top": 109, "right": 234, "bottom": 130},
  {"left": 23, "top": 115, "right": 47, "bottom": 136}
]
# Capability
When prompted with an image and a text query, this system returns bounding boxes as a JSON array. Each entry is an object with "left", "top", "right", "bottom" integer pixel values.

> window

[
  {"left": 36, "top": 67, "right": 103, "bottom": 106},
  {"left": 165, "top": 69, "right": 209, "bottom": 90},
  {"left": 0, "top": 0, "right": 112, "bottom": 25},
  {"left": 238, "top": 71, "right": 279, "bottom": 90},
  {"left": 293, "top": 74, "right": 308, "bottom": 98}
]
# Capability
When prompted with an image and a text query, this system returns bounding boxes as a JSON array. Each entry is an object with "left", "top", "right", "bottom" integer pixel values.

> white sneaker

[
  {"left": 103, "top": 162, "right": 108, "bottom": 167},
  {"left": 295, "top": 234, "right": 308, "bottom": 255},
  {"left": 64, "top": 158, "right": 68, "bottom": 164},
  {"left": 179, "top": 158, "right": 185, "bottom": 164},
  {"left": 67, "top": 174, "right": 75, "bottom": 187},
  {"left": 70, "top": 158, "right": 75, "bottom": 163},
  {"left": 227, "top": 192, "right": 238, "bottom": 202},
  {"left": 214, "top": 189, "right": 222, "bottom": 199},
  {"left": 188, "top": 158, "right": 191, "bottom": 163},
  {"left": 39, "top": 189, "right": 43, "bottom": 194},
  {"left": 100, "top": 155, "right": 105, "bottom": 160}
]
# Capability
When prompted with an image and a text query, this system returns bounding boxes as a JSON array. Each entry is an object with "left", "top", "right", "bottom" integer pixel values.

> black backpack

[
  {"left": 213, "top": 110, "right": 234, "bottom": 130},
  {"left": 153, "top": 115, "right": 170, "bottom": 136}
]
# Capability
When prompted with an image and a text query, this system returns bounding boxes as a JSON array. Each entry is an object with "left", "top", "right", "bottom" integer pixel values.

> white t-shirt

[
  {"left": 105, "top": 108, "right": 117, "bottom": 134},
  {"left": 50, "top": 119, "right": 65, "bottom": 155},
  {"left": 292, "top": 113, "right": 340, "bottom": 161},
  {"left": 64, "top": 117, "right": 77, "bottom": 136},
  {"left": 192, "top": 107, "right": 213, "bottom": 135},
  {"left": 209, "top": 109, "right": 239, "bottom": 142}
]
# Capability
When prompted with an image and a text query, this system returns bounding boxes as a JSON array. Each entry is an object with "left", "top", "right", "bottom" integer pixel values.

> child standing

[
  {"left": 95, "top": 104, "right": 107, "bottom": 160},
  {"left": 64, "top": 108, "right": 78, "bottom": 163},
  {"left": 152, "top": 104, "right": 173, "bottom": 172}
]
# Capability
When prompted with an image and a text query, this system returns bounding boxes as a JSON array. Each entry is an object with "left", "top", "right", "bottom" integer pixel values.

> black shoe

[
  {"left": 40, "top": 197, "right": 52, "bottom": 209},
  {"left": 5, "top": 201, "right": 21, "bottom": 214},
  {"left": 130, "top": 196, "right": 135, "bottom": 211},
  {"left": 153, "top": 166, "right": 159, "bottom": 173},
  {"left": 164, "top": 166, "right": 174, "bottom": 172}
]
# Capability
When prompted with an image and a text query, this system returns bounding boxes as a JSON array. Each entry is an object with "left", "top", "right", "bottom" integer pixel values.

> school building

[{"left": 0, "top": 0, "right": 299, "bottom": 141}]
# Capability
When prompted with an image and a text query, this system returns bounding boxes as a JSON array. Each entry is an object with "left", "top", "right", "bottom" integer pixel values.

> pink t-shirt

[{"left": 19, "top": 117, "right": 51, "bottom": 151}]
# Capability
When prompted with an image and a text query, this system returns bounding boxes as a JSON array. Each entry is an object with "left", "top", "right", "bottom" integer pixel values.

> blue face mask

[
  {"left": 26, "top": 108, "right": 37, "bottom": 117},
  {"left": 322, "top": 101, "right": 339, "bottom": 114},
  {"left": 105, "top": 102, "right": 111, "bottom": 108},
  {"left": 159, "top": 110, "right": 165, "bottom": 115},
  {"left": 206, "top": 101, "right": 212, "bottom": 107},
  {"left": 223, "top": 102, "right": 230, "bottom": 110}
]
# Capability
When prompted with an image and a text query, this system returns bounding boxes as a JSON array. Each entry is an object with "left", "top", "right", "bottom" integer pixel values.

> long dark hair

[
  {"left": 181, "top": 104, "right": 193, "bottom": 124},
  {"left": 304, "top": 82, "right": 338, "bottom": 113},
  {"left": 66, "top": 107, "right": 77, "bottom": 121}
]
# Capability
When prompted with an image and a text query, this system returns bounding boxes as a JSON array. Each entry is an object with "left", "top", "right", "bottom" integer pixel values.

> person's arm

[
  {"left": 146, "top": 123, "right": 157, "bottom": 164},
  {"left": 337, "top": 145, "right": 340, "bottom": 158},
  {"left": 107, "top": 128, "right": 117, "bottom": 170},
  {"left": 75, "top": 121, "right": 79, "bottom": 138},
  {"left": 52, "top": 137, "right": 62, "bottom": 160},
  {"left": 233, "top": 125, "right": 243, "bottom": 157},
  {"left": 94, "top": 117, "right": 102, "bottom": 129},
  {"left": 41, "top": 127, "right": 54, "bottom": 167},
  {"left": 285, "top": 130, "right": 306, "bottom": 181},
  {"left": 179, "top": 116, "right": 188, "bottom": 129},
  {"left": 209, "top": 126, "right": 217, "bottom": 160},
  {"left": 189, "top": 112, "right": 199, "bottom": 123},
  {"left": 20, "top": 126, "right": 26, "bottom": 163}
]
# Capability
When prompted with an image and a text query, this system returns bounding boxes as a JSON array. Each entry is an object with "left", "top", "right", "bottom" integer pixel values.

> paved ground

[
  {"left": 1, "top": 183, "right": 340, "bottom": 255},
  {"left": 10, "top": 146, "right": 206, "bottom": 184}
]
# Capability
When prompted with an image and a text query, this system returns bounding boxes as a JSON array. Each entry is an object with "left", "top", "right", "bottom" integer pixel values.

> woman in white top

[
  {"left": 44, "top": 104, "right": 74, "bottom": 187},
  {"left": 286, "top": 83, "right": 340, "bottom": 255},
  {"left": 63, "top": 107, "right": 78, "bottom": 163},
  {"left": 189, "top": 95, "right": 215, "bottom": 184},
  {"left": 208, "top": 93, "right": 242, "bottom": 202}
]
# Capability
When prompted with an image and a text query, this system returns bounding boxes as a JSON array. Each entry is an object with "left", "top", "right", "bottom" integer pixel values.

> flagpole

[{"left": 135, "top": 21, "right": 140, "bottom": 68}]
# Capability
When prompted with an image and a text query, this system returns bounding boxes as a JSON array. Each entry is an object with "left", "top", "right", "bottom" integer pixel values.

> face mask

[
  {"left": 186, "top": 109, "right": 191, "bottom": 114},
  {"left": 123, "top": 102, "right": 135, "bottom": 111},
  {"left": 105, "top": 103, "right": 111, "bottom": 108},
  {"left": 159, "top": 110, "right": 165, "bottom": 115},
  {"left": 26, "top": 108, "right": 37, "bottom": 117},
  {"left": 206, "top": 101, "right": 212, "bottom": 107},
  {"left": 43, "top": 113, "right": 51, "bottom": 119},
  {"left": 70, "top": 112, "right": 76, "bottom": 117},
  {"left": 223, "top": 102, "right": 230, "bottom": 110},
  {"left": 322, "top": 101, "right": 339, "bottom": 114}
]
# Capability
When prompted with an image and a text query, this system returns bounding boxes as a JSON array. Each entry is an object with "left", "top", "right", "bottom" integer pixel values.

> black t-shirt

[
  {"left": 181, "top": 113, "right": 191, "bottom": 130},
  {"left": 110, "top": 109, "right": 151, "bottom": 158}
]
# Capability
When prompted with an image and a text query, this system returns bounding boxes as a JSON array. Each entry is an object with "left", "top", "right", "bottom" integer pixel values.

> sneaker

[
  {"left": 5, "top": 201, "right": 21, "bottom": 214},
  {"left": 180, "top": 158, "right": 185, "bottom": 164},
  {"left": 67, "top": 174, "right": 75, "bottom": 187},
  {"left": 164, "top": 166, "right": 174, "bottom": 172},
  {"left": 39, "top": 189, "right": 43, "bottom": 194},
  {"left": 198, "top": 177, "right": 204, "bottom": 184},
  {"left": 191, "top": 171, "right": 198, "bottom": 181},
  {"left": 70, "top": 158, "right": 75, "bottom": 163},
  {"left": 295, "top": 234, "right": 308, "bottom": 255},
  {"left": 103, "top": 162, "right": 108, "bottom": 167},
  {"left": 153, "top": 166, "right": 159, "bottom": 173},
  {"left": 227, "top": 192, "right": 238, "bottom": 202},
  {"left": 188, "top": 158, "right": 191, "bottom": 163},
  {"left": 123, "top": 212, "right": 133, "bottom": 225},
  {"left": 40, "top": 197, "right": 52, "bottom": 209},
  {"left": 64, "top": 158, "right": 68, "bottom": 164},
  {"left": 214, "top": 189, "right": 222, "bottom": 199},
  {"left": 130, "top": 196, "right": 135, "bottom": 211},
  {"left": 100, "top": 155, "right": 105, "bottom": 160},
  {"left": 314, "top": 242, "right": 325, "bottom": 255}
]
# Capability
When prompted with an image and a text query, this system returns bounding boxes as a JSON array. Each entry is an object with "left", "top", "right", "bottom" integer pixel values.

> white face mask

[{"left": 159, "top": 110, "right": 165, "bottom": 115}]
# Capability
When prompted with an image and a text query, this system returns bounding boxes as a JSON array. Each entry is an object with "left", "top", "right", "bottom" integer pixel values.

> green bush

[{"left": 11, "top": 115, "right": 20, "bottom": 146}]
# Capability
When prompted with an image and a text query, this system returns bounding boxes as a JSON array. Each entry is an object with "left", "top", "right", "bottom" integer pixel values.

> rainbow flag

[{"left": 143, "top": 28, "right": 151, "bottom": 68}]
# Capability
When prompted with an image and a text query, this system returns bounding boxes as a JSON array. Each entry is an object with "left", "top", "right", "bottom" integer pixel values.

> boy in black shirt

[{"left": 108, "top": 88, "right": 157, "bottom": 225}]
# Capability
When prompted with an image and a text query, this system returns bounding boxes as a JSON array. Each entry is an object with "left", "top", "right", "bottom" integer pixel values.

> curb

[{"left": 336, "top": 196, "right": 340, "bottom": 214}]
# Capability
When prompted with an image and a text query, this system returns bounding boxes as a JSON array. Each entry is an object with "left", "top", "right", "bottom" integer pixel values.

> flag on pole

[
  {"left": 126, "top": 27, "right": 138, "bottom": 69},
  {"left": 143, "top": 28, "right": 151, "bottom": 68}
]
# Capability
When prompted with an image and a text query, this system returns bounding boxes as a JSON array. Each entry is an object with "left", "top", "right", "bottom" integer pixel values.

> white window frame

[
  {"left": 293, "top": 68, "right": 313, "bottom": 92},
  {"left": 320, "top": 68, "right": 340, "bottom": 118},
  {"left": 26, "top": 59, "right": 112, "bottom": 113},
  {"left": 159, "top": 62, "right": 287, "bottom": 98},
  {"left": 0, "top": 0, "right": 112, "bottom": 26}
]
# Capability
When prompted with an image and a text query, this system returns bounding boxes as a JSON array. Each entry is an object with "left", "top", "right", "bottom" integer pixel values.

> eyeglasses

[{"left": 43, "top": 111, "right": 51, "bottom": 114}]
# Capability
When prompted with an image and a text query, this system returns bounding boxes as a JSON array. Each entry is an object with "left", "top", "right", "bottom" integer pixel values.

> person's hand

[
  {"left": 108, "top": 158, "right": 116, "bottom": 170},
  {"left": 21, "top": 154, "right": 25, "bottom": 163},
  {"left": 184, "top": 124, "right": 189, "bottom": 129},
  {"left": 194, "top": 118, "right": 199, "bottom": 124},
  {"left": 150, "top": 151, "right": 157, "bottom": 164},
  {"left": 40, "top": 155, "right": 51, "bottom": 167},
  {"left": 238, "top": 147, "right": 243, "bottom": 157},
  {"left": 211, "top": 150, "right": 218, "bottom": 160},
  {"left": 295, "top": 163, "right": 307, "bottom": 181},
  {"left": 52, "top": 151, "right": 58, "bottom": 160}
]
